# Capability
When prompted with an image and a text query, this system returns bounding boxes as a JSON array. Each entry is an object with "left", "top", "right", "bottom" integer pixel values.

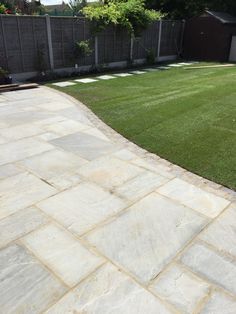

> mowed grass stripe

[{"left": 49, "top": 64, "right": 236, "bottom": 189}]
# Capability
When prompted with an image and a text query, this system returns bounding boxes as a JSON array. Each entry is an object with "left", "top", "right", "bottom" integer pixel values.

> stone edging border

[{"left": 43, "top": 85, "right": 236, "bottom": 202}]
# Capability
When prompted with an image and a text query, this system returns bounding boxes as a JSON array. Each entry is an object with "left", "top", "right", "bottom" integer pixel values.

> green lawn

[{"left": 49, "top": 64, "right": 236, "bottom": 190}]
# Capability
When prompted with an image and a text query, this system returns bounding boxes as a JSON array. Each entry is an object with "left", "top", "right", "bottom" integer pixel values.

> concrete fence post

[
  {"left": 45, "top": 15, "right": 54, "bottom": 70},
  {"left": 0, "top": 15, "right": 9, "bottom": 70},
  {"left": 130, "top": 35, "right": 134, "bottom": 62},
  {"left": 16, "top": 16, "right": 25, "bottom": 72},
  {"left": 94, "top": 36, "right": 99, "bottom": 67},
  {"left": 157, "top": 19, "right": 162, "bottom": 61}
]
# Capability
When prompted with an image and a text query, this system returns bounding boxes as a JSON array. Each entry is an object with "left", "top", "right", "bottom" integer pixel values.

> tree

[
  {"left": 0, "top": 0, "right": 44, "bottom": 15},
  {"left": 68, "top": 0, "right": 87, "bottom": 16},
  {"left": 146, "top": 0, "right": 236, "bottom": 19}
]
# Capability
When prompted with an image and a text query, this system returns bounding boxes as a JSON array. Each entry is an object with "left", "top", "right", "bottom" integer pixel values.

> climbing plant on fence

[{"left": 82, "top": 0, "right": 163, "bottom": 36}]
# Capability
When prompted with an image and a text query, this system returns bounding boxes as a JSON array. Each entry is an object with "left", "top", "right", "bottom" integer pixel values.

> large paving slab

[
  {"left": 0, "top": 86, "right": 235, "bottom": 313},
  {"left": 22, "top": 223, "right": 103, "bottom": 287},
  {"left": 0, "top": 172, "right": 56, "bottom": 220},
  {"left": 180, "top": 242, "right": 236, "bottom": 295},
  {"left": 85, "top": 193, "right": 208, "bottom": 284},
  {"left": 45, "top": 263, "right": 172, "bottom": 314},
  {"left": 0, "top": 244, "right": 66, "bottom": 314},
  {"left": 38, "top": 182, "right": 127, "bottom": 235}
]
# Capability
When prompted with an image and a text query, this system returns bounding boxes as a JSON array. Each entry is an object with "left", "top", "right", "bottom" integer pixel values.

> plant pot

[
  {"left": 0, "top": 76, "right": 12, "bottom": 85},
  {"left": 5, "top": 76, "right": 12, "bottom": 84}
]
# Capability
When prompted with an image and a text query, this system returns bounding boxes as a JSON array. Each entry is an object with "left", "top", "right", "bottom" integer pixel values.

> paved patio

[{"left": 0, "top": 86, "right": 235, "bottom": 314}]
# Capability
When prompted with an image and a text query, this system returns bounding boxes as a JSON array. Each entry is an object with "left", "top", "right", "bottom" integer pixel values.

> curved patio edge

[{"left": 47, "top": 86, "right": 236, "bottom": 202}]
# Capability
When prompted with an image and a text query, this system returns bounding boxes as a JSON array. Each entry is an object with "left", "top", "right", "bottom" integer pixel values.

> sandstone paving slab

[
  {"left": 43, "top": 119, "right": 90, "bottom": 136},
  {"left": 112, "top": 148, "right": 138, "bottom": 161},
  {"left": 45, "top": 263, "right": 173, "bottom": 314},
  {"left": 36, "top": 132, "right": 61, "bottom": 141},
  {"left": 78, "top": 156, "right": 144, "bottom": 189},
  {"left": 0, "top": 137, "right": 54, "bottom": 166},
  {"left": 0, "top": 123, "right": 44, "bottom": 142},
  {"left": 75, "top": 78, "right": 97, "bottom": 83},
  {"left": 132, "top": 157, "right": 174, "bottom": 179},
  {"left": 0, "top": 172, "right": 57, "bottom": 220},
  {"left": 0, "top": 163, "right": 23, "bottom": 180},
  {"left": 158, "top": 178, "right": 230, "bottom": 218},
  {"left": 85, "top": 193, "right": 208, "bottom": 284},
  {"left": 199, "top": 204, "right": 236, "bottom": 257},
  {"left": 18, "top": 149, "right": 87, "bottom": 189},
  {"left": 0, "top": 244, "right": 67, "bottom": 314},
  {"left": 38, "top": 182, "right": 127, "bottom": 236},
  {"left": 114, "top": 171, "right": 169, "bottom": 201},
  {"left": 22, "top": 223, "right": 104, "bottom": 287},
  {"left": 180, "top": 242, "right": 236, "bottom": 295},
  {"left": 52, "top": 81, "right": 76, "bottom": 87},
  {"left": 50, "top": 131, "right": 120, "bottom": 160},
  {"left": 83, "top": 127, "right": 110, "bottom": 141},
  {"left": 0, "top": 111, "right": 54, "bottom": 128},
  {"left": 199, "top": 291, "right": 236, "bottom": 314},
  {"left": 150, "top": 264, "right": 210, "bottom": 313},
  {"left": 59, "top": 107, "right": 93, "bottom": 125},
  {"left": 37, "top": 101, "right": 74, "bottom": 112},
  {"left": 0, "top": 206, "right": 49, "bottom": 248}
]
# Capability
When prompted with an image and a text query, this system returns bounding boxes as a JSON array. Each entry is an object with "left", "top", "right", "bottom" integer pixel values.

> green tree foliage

[
  {"left": 0, "top": 0, "right": 44, "bottom": 15},
  {"left": 82, "top": 0, "right": 162, "bottom": 36},
  {"left": 146, "top": 0, "right": 236, "bottom": 19},
  {"left": 68, "top": 0, "right": 87, "bottom": 16}
]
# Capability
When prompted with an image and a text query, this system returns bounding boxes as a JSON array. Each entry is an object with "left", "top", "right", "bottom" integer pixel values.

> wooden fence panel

[{"left": 0, "top": 15, "right": 184, "bottom": 74}]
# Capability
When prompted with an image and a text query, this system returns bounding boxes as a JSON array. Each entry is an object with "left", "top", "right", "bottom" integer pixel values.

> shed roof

[{"left": 206, "top": 10, "right": 236, "bottom": 24}]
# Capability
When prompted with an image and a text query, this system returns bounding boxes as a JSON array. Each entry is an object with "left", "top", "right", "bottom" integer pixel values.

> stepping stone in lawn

[
  {"left": 129, "top": 70, "right": 146, "bottom": 75},
  {"left": 178, "top": 62, "right": 192, "bottom": 66},
  {"left": 156, "top": 66, "right": 170, "bottom": 70},
  {"left": 114, "top": 73, "right": 133, "bottom": 77},
  {"left": 75, "top": 78, "right": 98, "bottom": 83},
  {"left": 168, "top": 64, "right": 183, "bottom": 67},
  {"left": 52, "top": 81, "right": 76, "bottom": 87},
  {"left": 143, "top": 68, "right": 160, "bottom": 72},
  {"left": 96, "top": 75, "right": 116, "bottom": 80}
]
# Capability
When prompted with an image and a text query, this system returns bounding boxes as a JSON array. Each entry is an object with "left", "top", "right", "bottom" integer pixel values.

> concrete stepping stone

[
  {"left": 96, "top": 75, "right": 116, "bottom": 80},
  {"left": 168, "top": 63, "right": 184, "bottom": 67},
  {"left": 143, "top": 68, "right": 160, "bottom": 72},
  {"left": 75, "top": 78, "right": 97, "bottom": 83},
  {"left": 129, "top": 70, "right": 146, "bottom": 74},
  {"left": 156, "top": 66, "right": 170, "bottom": 70},
  {"left": 52, "top": 81, "right": 76, "bottom": 87},
  {"left": 178, "top": 62, "right": 192, "bottom": 65},
  {"left": 114, "top": 73, "right": 133, "bottom": 77}
]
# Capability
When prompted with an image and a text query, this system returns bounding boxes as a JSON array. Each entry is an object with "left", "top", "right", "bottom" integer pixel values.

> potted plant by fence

[{"left": 0, "top": 67, "right": 12, "bottom": 85}]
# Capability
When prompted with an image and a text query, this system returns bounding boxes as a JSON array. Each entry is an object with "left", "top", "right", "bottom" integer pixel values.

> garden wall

[{"left": 0, "top": 15, "right": 184, "bottom": 77}]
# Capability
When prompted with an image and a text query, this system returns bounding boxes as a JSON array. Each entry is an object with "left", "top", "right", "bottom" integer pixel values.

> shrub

[{"left": 74, "top": 40, "right": 93, "bottom": 58}]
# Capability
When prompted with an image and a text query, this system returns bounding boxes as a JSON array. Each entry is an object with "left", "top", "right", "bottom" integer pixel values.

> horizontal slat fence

[{"left": 0, "top": 15, "right": 184, "bottom": 75}]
